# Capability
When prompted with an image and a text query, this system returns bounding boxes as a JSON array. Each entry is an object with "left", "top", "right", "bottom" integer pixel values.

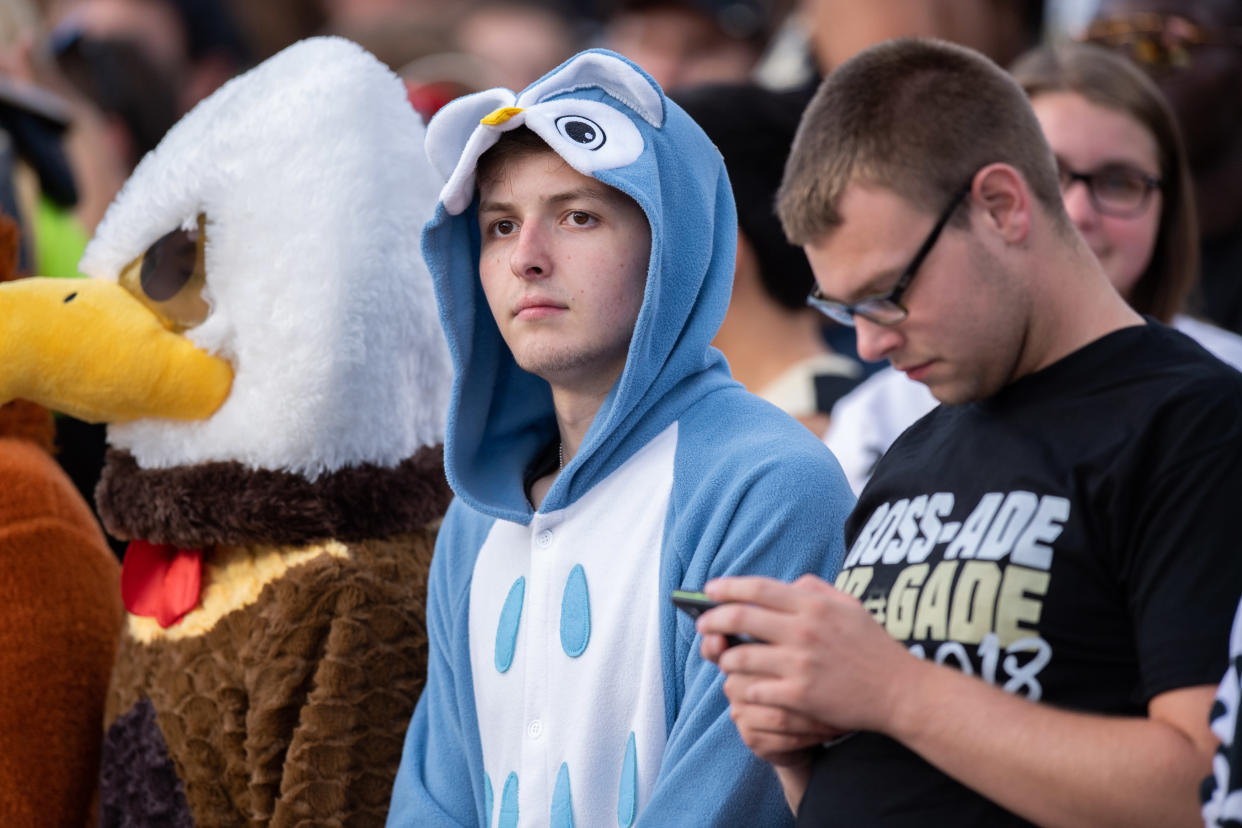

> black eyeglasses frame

[
  {"left": 807, "top": 180, "right": 973, "bottom": 328},
  {"left": 1058, "top": 163, "right": 1162, "bottom": 219}
]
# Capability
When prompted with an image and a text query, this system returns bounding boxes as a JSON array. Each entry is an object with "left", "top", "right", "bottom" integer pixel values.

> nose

[
  {"left": 1061, "top": 179, "right": 1099, "bottom": 234},
  {"left": 854, "top": 315, "right": 903, "bottom": 363},
  {"left": 509, "top": 222, "right": 551, "bottom": 281}
]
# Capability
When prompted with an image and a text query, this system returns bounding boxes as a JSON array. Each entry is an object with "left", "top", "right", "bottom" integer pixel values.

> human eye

[
  {"left": 1093, "top": 166, "right": 1147, "bottom": 201},
  {"left": 487, "top": 218, "right": 518, "bottom": 238},
  {"left": 854, "top": 296, "right": 907, "bottom": 326},
  {"left": 565, "top": 210, "right": 597, "bottom": 228}
]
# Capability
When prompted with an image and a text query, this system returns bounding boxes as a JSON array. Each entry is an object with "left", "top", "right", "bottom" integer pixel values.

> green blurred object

[{"left": 35, "top": 196, "right": 87, "bottom": 278}]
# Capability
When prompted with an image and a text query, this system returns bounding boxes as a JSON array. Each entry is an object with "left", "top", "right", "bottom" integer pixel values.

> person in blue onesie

[{"left": 387, "top": 49, "right": 855, "bottom": 828}]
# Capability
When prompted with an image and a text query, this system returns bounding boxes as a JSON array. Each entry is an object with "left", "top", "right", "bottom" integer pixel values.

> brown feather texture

[
  {"left": 96, "top": 444, "right": 450, "bottom": 548},
  {"left": 102, "top": 532, "right": 435, "bottom": 826},
  {"left": 96, "top": 442, "right": 449, "bottom": 825}
]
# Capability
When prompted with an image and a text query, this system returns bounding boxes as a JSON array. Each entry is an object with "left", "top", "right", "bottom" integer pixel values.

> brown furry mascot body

[{"left": 96, "top": 450, "right": 448, "bottom": 825}]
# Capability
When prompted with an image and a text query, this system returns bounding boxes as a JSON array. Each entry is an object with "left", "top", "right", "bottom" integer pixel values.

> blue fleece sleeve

[
  {"left": 388, "top": 500, "right": 490, "bottom": 828},
  {"left": 638, "top": 400, "right": 855, "bottom": 826},
  {"left": 639, "top": 637, "right": 790, "bottom": 827}
]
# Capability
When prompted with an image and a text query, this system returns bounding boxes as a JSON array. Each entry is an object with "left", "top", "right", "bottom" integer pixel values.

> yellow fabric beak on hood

[{"left": 0, "top": 277, "right": 233, "bottom": 423}]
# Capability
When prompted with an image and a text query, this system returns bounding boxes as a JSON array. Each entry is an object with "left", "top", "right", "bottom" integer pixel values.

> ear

[
  {"left": 972, "top": 163, "right": 1031, "bottom": 245},
  {"left": 517, "top": 50, "right": 664, "bottom": 128}
]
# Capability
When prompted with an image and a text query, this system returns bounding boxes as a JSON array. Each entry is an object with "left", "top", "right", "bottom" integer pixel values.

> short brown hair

[
  {"left": 475, "top": 126, "right": 557, "bottom": 190},
  {"left": 777, "top": 38, "right": 1065, "bottom": 245},
  {"left": 1010, "top": 42, "right": 1198, "bottom": 323}
]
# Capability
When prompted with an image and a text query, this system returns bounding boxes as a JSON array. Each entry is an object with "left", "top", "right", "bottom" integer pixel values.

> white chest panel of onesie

[{"left": 469, "top": 423, "right": 677, "bottom": 828}]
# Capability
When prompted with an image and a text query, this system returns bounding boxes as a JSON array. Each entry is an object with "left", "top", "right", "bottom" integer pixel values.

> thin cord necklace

[{"left": 558, "top": 442, "right": 564, "bottom": 470}]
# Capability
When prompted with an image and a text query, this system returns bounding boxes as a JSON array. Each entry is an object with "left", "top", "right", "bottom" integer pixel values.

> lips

[
  {"left": 513, "top": 295, "right": 567, "bottom": 319},
  {"left": 897, "top": 360, "right": 935, "bottom": 382}
]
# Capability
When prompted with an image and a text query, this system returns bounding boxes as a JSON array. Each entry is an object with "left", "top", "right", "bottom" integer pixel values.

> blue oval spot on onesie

[
  {"left": 551, "top": 762, "right": 574, "bottom": 828},
  {"left": 499, "top": 772, "right": 519, "bottom": 828},
  {"left": 618, "top": 732, "right": 637, "bottom": 827},
  {"left": 495, "top": 576, "right": 525, "bottom": 673},
  {"left": 484, "top": 772, "right": 494, "bottom": 828},
  {"left": 560, "top": 564, "right": 591, "bottom": 658}
]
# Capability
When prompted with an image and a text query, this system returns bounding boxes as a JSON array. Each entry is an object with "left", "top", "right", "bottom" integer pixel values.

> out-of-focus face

[
  {"left": 606, "top": 7, "right": 757, "bottom": 90},
  {"left": 803, "top": 182, "right": 1029, "bottom": 405},
  {"left": 477, "top": 151, "right": 651, "bottom": 394},
  {"left": 457, "top": 4, "right": 573, "bottom": 91},
  {"left": 1031, "top": 91, "right": 1162, "bottom": 299},
  {"left": 804, "top": 0, "right": 1034, "bottom": 72},
  {"left": 64, "top": 0, "right": 188, "bottom": 73}
]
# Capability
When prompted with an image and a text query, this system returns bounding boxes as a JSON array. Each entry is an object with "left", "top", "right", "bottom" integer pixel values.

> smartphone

[{"left": 670, "top": 589, "right": 762, "bottom": 646}]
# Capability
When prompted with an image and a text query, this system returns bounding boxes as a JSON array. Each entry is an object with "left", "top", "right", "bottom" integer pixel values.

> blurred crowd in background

[
  {"left": 4, "top": 0, "right": 1226, "bottom": 247},
  {"left": 0, "top": 0, "right": 1239, "bottom": 530}
]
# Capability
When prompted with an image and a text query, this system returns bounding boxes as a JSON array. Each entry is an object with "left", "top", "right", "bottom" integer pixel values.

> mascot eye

[
  {"left": 118, "top": 214, "right": 211, "bottom": 332},
  {"left": 555, "top": 115, "right": 605, "bottom": 150},
  {"left": 141, "top": 226, "right": 198, "bottom": 300}
]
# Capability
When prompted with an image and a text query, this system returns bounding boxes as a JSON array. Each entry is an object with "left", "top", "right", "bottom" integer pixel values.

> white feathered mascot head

[{"left": 0, "top": 36, "right": 451, "bottom": 480}]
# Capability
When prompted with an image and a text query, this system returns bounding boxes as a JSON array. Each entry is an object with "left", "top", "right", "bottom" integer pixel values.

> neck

[
  {"left": 529, "top": 368, "right": 619, "bottom": 510},
  {"left": 97, "top": 446, "right": 451, "bottom": 548},
  {"left": 1019, "top": 230, "right": 1144, "bottom": 379},
  {"left": 550, "top": 382, "right": 613, "bottom": 468}
]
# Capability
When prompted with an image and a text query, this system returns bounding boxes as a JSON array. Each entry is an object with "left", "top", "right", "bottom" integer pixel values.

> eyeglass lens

[{"left": 1059, "top": 165, "right": 1157, "bottom": 216}]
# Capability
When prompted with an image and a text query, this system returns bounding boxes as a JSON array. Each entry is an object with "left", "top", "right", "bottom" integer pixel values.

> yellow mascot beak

[{"left": 0, "top": 277, "right": 233, "bottom": 423}]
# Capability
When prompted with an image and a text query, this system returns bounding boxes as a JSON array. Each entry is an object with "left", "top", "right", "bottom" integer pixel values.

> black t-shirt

[{"left": 798, "top": 322, "right": 1242, "bottom": 827}]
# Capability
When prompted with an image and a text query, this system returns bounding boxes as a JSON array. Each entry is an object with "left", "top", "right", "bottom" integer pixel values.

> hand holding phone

[{"left": 670, "top": 589, "right": 763, "bottom": 647}]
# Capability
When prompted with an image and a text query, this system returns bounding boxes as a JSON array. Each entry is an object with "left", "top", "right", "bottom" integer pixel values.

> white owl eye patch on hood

[{"left": 427, "top": 50, "right": 664, "bottom": 215}]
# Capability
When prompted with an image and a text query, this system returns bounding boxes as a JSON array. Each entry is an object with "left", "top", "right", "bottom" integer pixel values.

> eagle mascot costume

[{"left": 0, "top": 37, "right": 453, "bottom": 825}]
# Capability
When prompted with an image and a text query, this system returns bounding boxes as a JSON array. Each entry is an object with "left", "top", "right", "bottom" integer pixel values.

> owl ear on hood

[
  {"left": 425, "top": 89, "right": 516, "bottom": 200},
  {"left": 426, "top": 50, "right": 666, "bottom": 216},
  {"left": 516, "top": 51, "right": 664, "bottom": 128}
]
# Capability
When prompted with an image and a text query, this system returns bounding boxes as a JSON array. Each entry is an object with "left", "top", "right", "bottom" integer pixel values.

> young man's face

[
  {"left": 477, "top": 150, "right": 651, "bottom": 393},
  {"left": 804, "top": 182, "right": 1029, "bottom": 405}
]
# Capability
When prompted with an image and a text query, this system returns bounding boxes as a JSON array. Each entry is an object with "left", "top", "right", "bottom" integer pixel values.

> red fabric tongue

[{"left": 121, "top": 540, "right": 204, "bottom": 628}]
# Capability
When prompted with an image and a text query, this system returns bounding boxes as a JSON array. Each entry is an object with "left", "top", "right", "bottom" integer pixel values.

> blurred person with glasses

[
  {"left": 1084, "top": 0, "right": 1242, "bottom": 334},
  {"left": 694, "top": 38, "right": 1242, "bottom": 828},
  {"left": 1015, "top": 40, "right": 1242, "bottom": 363}
]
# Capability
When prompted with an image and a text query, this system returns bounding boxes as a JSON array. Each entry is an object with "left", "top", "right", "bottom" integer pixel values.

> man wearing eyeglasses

[
  {"left": 695, "top": 37, "right": 1242, "bottom": 828},
  {"left": 1085, "top": 0, "right": 1242, "bottom": 333}
]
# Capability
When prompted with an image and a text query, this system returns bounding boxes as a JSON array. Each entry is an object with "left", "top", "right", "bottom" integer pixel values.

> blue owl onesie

[{"left": 387, "top": 50, "right": 855, "bottom": 828}]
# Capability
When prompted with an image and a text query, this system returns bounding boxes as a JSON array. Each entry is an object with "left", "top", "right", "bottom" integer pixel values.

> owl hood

[{"left": 423, "top": 49, "right": 738, "bottom": 523}]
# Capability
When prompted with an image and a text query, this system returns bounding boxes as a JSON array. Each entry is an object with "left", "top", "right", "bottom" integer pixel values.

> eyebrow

[
  {"left": 478, "top": 186, "right": 616, "bottom": 216},
  {"left": 819, "top": 265, "right": 905, "bottom": 304},
  {"left": 547, "top": 186, "right": 613, "bottom": 206}
]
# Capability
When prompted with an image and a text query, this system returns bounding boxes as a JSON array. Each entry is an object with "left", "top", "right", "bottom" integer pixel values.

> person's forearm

[{"left": 886, "top": 661, "right": 1210, "bottom": 828}]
